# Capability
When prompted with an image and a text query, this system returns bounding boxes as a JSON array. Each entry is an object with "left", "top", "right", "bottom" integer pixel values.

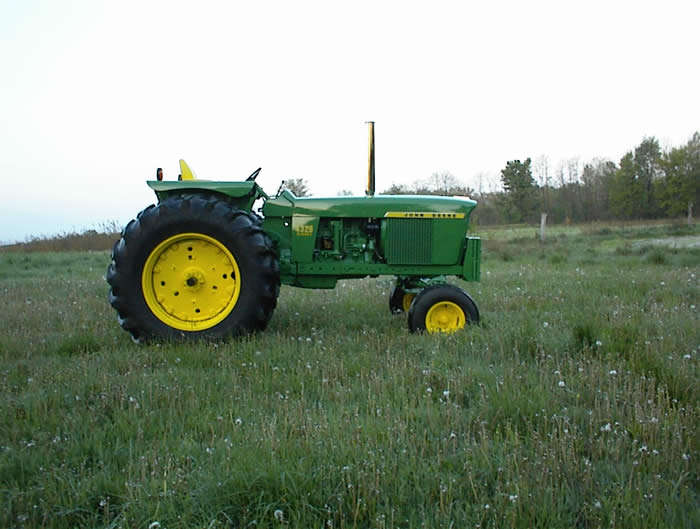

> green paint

[{"left": 148, "top": 181, "right": 481, "bottom": 288}]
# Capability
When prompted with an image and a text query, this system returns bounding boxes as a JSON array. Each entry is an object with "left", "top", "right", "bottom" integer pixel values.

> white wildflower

[
  {"left": 274, "top": 509, "right": 284, "bottom": 522},
  {"left": 600, "top": 423, "right": 612, "bottom": 432},
  {"left": 608, "top": 370, "right": 617, "bottom": 376},
  {"left": 558, "top": 380, "right": 566, "bottom": 387}
]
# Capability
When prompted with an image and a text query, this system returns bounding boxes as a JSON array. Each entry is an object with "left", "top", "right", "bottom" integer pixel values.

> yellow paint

[
  {"left": 179, "top": 159, "right": 197, "bottom": 180},
  {"left": 402, "top": 292, "right": 415, "bottom": 312},
  {"left": 384, "top": 212, "right": 465, "bottom": 219},
  {"left": 294, "top": 224, "right": 314, "bottom": 236},
  {"left": 425, "top": 301, "right": 465, "bottom": 333},
  {"left": 141, "top": 233, "right": 241, "bottom": 331}
]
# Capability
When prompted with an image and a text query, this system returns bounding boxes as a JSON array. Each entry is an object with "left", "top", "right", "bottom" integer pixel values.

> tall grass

[
  {"left": 0, "top": 224, "right": 698, "bottom": 528},
  {"left": 0, "top": 222, "right": 121, "bottom": 253}
]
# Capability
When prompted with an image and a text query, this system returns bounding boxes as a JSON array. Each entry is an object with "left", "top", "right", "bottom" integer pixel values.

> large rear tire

[{"left": 106, "top": 194, "right": 280, "bottom": 341}]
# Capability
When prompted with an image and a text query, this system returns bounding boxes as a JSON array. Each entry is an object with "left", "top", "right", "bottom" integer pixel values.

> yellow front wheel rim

[
  {"left": 402, "top": 293, "right": 416, "bottom": 312},
  {"left": 142, "top": 233, "right": 241, "bottom": 331},
  {"left": 425, "top": 301, "right": 465, "bottom": 334}
]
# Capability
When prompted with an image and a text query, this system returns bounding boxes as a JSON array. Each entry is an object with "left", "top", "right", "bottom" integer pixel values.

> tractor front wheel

[
  {"left": 106, "top": 194, "right": 280, "bottom": 341},
  {"left": 389, "top": 286, "right": 416, "bottom": 314},
  {"left": 407, "top": 284, "right": 479, "bottom": 334}
]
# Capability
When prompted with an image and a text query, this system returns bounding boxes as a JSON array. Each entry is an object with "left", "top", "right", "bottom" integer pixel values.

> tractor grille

[{"left": 385, "top": 219, "right": 432, "bottom": 264}]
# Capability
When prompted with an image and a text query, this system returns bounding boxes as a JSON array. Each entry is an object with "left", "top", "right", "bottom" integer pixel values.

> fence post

[{"left": 540, "top": 212, "right": 548, "bottom": 242}]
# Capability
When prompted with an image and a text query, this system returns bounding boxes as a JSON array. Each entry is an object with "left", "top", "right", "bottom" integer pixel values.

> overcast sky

[{"left": 1, "top": 0, "right": 698, "bottom": 243}]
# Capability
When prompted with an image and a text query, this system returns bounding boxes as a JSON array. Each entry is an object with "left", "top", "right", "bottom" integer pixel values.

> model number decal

[{"left": 294, "top": 225, "right": 314, "bottom": 236}]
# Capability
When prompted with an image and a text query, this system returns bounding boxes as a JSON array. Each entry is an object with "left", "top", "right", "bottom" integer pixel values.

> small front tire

[
  {"left": 389, "top": 286, "right": 416, "bottom": 314},
  {"left": 407, "top": 284, "right": 479, "bottom": 334}
]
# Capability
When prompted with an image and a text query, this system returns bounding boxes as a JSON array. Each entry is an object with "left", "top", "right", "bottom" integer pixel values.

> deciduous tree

[
  {"left": 283, "top": 178, "right": 311, "bottom": 197},
  {"left": 658, "top": 132, "right": 700, "bottom": 219}
]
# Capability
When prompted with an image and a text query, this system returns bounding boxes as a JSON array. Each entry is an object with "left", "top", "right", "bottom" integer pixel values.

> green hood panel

[{"left": 289, "top": 194, "right": 477, "bottom": 218}]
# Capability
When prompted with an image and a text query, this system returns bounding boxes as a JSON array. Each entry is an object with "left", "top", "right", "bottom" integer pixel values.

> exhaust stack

[{"left": 366, "top": 121, "right": 375, "bottom": 196}]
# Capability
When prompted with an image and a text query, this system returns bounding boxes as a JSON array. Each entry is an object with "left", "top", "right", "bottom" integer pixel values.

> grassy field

[{"left": 1, "top": 222, "right": 698, "bottom": 528}]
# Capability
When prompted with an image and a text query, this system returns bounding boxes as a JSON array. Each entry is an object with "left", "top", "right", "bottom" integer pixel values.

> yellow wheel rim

[
  {"left": 425, "top": 301, "right": 465, "bottom": 334},
  {"left": 141, "top": 233, "right": 241, "bottom": 331},
  {"left": 402, "top": 293, "right": 415, "bottom": 312}
]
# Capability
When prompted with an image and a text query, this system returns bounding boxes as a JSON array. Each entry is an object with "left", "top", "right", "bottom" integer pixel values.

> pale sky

[{"left": 1, "top": 0, "right": 698, "bottom": 243}]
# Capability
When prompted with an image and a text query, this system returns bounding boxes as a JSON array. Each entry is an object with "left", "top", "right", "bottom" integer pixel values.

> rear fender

[{"left": 146, "top": 180, "right": 268, "bottom": 211}]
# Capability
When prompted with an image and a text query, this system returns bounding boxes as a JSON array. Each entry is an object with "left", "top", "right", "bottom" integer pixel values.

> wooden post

[
  {"left": 689, "top": 202, "right": 693, "bottom": 227},
  {"left": 540, "top": 212, "right": 547, "bottom": 242}
]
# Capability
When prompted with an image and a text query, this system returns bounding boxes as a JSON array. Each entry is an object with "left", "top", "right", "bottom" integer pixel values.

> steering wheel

[{"left": 246, "top": 167, "right": 262, "bottom": 181}]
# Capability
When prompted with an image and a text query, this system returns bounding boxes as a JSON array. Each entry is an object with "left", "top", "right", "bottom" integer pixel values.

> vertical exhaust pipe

[{"left": 366, "top": 121, "right": 375, "bottom": 196}]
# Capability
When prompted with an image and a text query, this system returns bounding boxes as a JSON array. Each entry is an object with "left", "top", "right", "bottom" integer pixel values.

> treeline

[{"left": 381, "top": 132, "right": 700, "bottom": 226}]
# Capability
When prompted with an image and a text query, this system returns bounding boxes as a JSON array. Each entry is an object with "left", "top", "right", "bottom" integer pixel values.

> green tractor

[{"left": 107, "top": 123, "right": 481, "bottom": 341}]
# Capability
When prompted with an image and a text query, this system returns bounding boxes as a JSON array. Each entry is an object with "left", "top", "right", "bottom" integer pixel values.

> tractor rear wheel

[
  {"left": 389, "top": 286, "right": 416, "bottom": 314},
  {"left": 106, "top": 194, "right": 280, "bottom": 341},
  {"left": 407, "top": 284, "right": 479, "bottom": 334}
]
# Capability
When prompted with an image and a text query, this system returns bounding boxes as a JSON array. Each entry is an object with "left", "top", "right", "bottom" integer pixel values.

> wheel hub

[
  {"left": 425, "top": 301, "right": 465, "bottom": 334},
  {"left": 184, "top": 268, "right": 205, "bottom": 290}
]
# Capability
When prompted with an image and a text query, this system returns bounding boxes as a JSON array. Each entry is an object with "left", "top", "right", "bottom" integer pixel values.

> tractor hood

[{"left": 263, "top": 191, "right": 477, "bottom": 219}]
